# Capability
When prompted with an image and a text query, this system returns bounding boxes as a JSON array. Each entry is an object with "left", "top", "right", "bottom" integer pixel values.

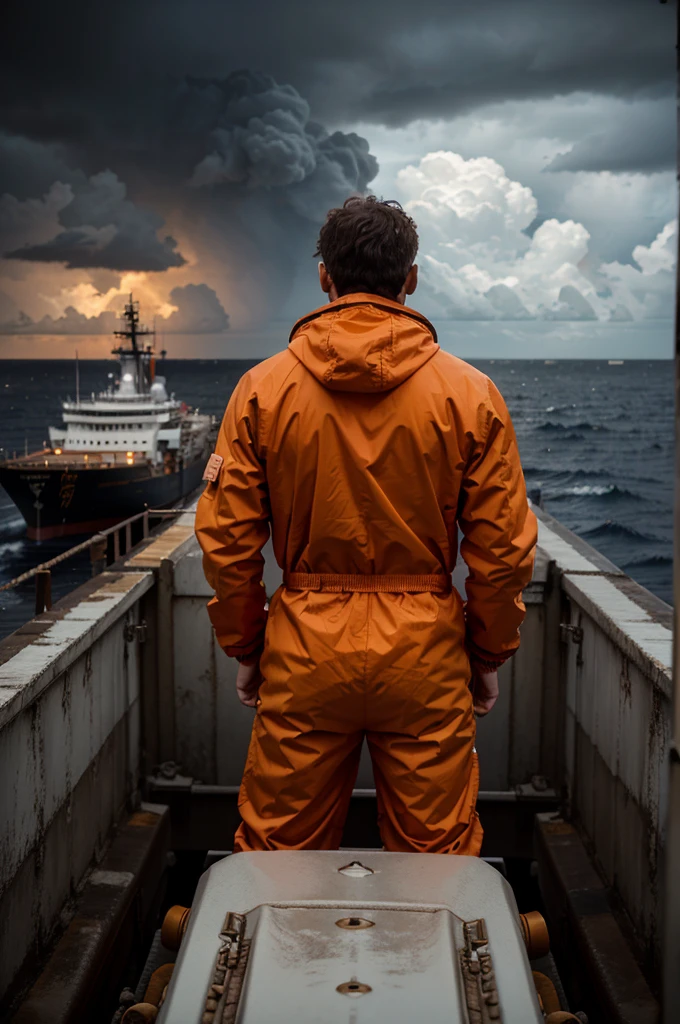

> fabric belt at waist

[{"left": 283, "top": 572, "right": 451, "bottom": 594}]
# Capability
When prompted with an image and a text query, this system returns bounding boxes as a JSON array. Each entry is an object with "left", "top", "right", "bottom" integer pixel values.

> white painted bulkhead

[{"left": 0, "top": 571, "right": 153, "bottom": 1003}]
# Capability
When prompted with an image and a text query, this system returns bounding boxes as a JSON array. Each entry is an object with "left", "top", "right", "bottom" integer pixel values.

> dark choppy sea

[{"left": 0, "top": 358, "right": 673, "bottom": 638}]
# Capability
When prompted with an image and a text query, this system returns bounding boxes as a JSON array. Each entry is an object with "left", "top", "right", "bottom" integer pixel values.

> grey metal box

[{"left": 159, "top": 850, "right": 542, "bottom": 1023}]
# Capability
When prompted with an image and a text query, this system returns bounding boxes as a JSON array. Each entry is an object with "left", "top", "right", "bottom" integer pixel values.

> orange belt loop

[{"left": 283, "top": 572, "right": 452, "bottom": 593}]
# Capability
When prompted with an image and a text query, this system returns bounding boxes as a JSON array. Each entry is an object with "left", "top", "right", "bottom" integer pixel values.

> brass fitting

[
  {"left": 532, "top": 971, "right": 561, "bottom": 1014},
  {"left": 161, "top": 905, "right": 191, "bottom": 951},
  {"left": 519, "top": 910, "right": 550, "bottom": 959},
  {"left": 121, "top": 1004, "right": 158, "bottom": 1023},
  {"left": 144, "top": 963, "right": 175, "bottom": 1006}
]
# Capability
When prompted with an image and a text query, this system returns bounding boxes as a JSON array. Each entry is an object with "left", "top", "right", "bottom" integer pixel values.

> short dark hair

[{"left": 314, "top": 195, "right": 419, "bottom": 300}]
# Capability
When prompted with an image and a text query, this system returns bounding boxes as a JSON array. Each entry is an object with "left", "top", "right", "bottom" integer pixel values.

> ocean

[{"left": 0, "top": 358, "right": 673, "bottom": 639}]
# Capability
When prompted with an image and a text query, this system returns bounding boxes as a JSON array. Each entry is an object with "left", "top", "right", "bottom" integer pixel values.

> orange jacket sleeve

[
  {"left": 458, "top": 379, "right": 538, "bottom": 667},
  {"left": 195, "top": 374, "right": 270, "bottom": 658}
]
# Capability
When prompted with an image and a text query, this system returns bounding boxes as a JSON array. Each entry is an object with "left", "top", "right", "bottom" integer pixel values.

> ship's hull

[{"left": 0, "top": 457, "right": 208, "bottom": 539}]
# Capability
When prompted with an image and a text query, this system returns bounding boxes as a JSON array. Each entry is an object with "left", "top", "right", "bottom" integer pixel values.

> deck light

[{"left": 54, "top": 448, "right": 62, "bottom": 455}]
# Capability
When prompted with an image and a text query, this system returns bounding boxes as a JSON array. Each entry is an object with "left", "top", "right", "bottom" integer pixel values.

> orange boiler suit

[{"left": 195, "top": 294, "right": 537, "bottom": 855}]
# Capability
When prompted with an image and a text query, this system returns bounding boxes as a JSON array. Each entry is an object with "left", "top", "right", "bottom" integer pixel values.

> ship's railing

[{"left": 0, "top": 508, "right": 185, "bottom": 614}]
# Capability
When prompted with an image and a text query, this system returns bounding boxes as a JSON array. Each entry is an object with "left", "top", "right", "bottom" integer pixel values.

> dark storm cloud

[
  {"left": 545, "top": 101, "right": 676, "bottom": 173},
  {"left": 0, "top": 0, "right": 673, "bottom": 145},
  {"left": 0, "top": 135, "right": 78, "bottom": 200},
  {"left": 2, "top": 71, "right": 377, "bottom": 286},
  {"left": 179, "top": 71, "right": 377, "bottom": 209},
  {"left": 6, "top": 170, "right": 186, "bottom": 270},
  {"left": 163, "top": 284, "right": 230, "bottom": 333}
]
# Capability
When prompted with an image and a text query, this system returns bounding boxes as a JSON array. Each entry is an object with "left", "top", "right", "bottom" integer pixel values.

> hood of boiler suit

[
  {"left": 195, "top": 293, "right": 537, "bottom": 665},
  {"left": 288, "top": 294, "right": 439, "bottom": 393}
]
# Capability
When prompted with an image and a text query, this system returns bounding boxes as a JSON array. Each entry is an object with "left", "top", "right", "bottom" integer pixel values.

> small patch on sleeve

[{"left": 202, "top": 453, "right": 224, "bottom": 482}]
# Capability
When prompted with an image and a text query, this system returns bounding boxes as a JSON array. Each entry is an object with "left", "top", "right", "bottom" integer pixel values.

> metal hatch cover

[
  {"left": 158, "top": 851, "right": 542, "bottom": 1024},
  {"left": 228, "top": 905, "right": 467, "bottom": 1021}
]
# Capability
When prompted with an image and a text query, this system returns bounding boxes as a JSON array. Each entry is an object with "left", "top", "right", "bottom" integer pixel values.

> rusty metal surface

[
  {"left": 0, "top": 569, "right": 153, "bottom": 1010},
  {"left": 535, "top": 814, "right": 659, "bottom": 1024},
  {"left": 536, "top": 509, "right": 671, "bottom": 982},
  {"left": 10, "top": 804, "right": 170, "bottom": 1024}
]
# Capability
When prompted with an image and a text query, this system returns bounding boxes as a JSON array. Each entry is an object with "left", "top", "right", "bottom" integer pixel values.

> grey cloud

[
  {"left": 484, "top": 284, "right": 532, "bottom": 320},
  {"left": 0, "top": 1, "right": 673, "bottom": 145},
  {"left": 543, "top": 285, "right": 598, "bottom": 321},
  {"left": 0, "top": 134, "right": 79, "bottom": 200},
  {"left": 0, "top": 305, "right": 117, "bottom": 335},
  {"left": 545, "top": 103, "right": 675, "bottom": 173},
  {"left": 186, "top": 73, "right": 377, "bottom": 200},
  {"left": 5, "top": 171, "right": 186, "bottom": 271},
  {"left": 171, "top": 71, "right": 378, "bottom": 321},
  {"left": 609, "top": 303, "right": 634, "bottom": 322},
  {"left": 0, "top": 283, "right": 230, "bottom": 334},
  {"left": 163, "top": 284, "right": 230, "bottom": 333}
]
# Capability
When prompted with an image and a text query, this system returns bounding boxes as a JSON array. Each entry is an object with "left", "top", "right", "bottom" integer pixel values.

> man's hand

[
  {"left": 236, "top": 652, "right": 263, "bottom": 708},
  {"left": 469, "top": 667, "right": 499, "bottom": 717}
]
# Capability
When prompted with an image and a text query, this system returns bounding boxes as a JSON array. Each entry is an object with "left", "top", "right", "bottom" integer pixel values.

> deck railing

[{"left": 0, "top": 508, "right": 184, "bottom": 614}]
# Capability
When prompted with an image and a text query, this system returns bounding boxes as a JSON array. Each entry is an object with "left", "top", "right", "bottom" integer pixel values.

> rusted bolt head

[
  {"left": 121, "top": 1004, "right": 159, "bottom": 1023},
  {"left": 336, "top": 917, "right": 375, "bottom": 930},
  {"left": 337, "top": 980, "right": 372, "bottom": 997}
]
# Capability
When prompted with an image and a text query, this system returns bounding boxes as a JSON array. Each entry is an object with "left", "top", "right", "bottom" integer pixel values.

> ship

[{"left": 0, "top": 296, "right": 213, "bottom": 539}]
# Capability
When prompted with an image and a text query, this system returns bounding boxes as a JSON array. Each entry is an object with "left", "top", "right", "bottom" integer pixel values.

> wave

[
  {"left": 543, "top": 432, "right": 586, "bottom": 443},
  {"left": 0, "top": 539, "right": 25, "bottom": 562},
  {"left": 564, "top": 468, "right": 614, "bottom": 482},
  {"left": 622, "top": 554, "right": 674, "bottom": 570},
  {"left": 581, "top": 521, "right": 658, "bottom": 543},
  {"left": 523, "top": 467, "right": 617, "bottom": 484},
  {"left": 536, "top": 421, "right": 609, "bottom": 434},
  {"left": 547, "top": 484, "right": 643, "bottom": 502}
]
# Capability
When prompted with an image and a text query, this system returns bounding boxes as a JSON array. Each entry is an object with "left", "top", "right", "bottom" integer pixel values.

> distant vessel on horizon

[{"left": 0, "top": 296, "right": 213, "bottom": 539}]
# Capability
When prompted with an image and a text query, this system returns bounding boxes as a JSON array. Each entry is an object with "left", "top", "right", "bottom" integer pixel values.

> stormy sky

[{"left": 0, "top": 0, "right": 676, "bottom": 357}]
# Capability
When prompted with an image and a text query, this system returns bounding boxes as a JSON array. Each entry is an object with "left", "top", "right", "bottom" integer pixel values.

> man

[{"left": 195, "top": 196, "right": 537, "bottom": 855}]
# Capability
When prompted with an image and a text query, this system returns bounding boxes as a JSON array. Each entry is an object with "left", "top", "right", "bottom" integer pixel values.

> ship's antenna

[{"left": 75, "top": 348, "right": 80, "bottom": 406}]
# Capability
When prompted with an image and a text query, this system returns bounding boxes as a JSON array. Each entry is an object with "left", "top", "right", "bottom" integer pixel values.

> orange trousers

[{"left": 234, "top": 586, "right": 483, "bottom": 855}]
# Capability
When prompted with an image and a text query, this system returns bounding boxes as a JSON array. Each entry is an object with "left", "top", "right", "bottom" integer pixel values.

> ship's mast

[{"left": 112, "top": 294, "right": 155, "bottom": 394}]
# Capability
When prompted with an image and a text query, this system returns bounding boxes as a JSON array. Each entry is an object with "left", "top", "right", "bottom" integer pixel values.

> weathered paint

[
  {"left": 0, "top": 570, "right": 152, "bottom": 1009},
  {"left": 538, "top": 510, "right": 671, "bottom": 976}
]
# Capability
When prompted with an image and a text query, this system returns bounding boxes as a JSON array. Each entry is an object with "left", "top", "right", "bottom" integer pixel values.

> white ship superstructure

[{"left": 48, "top": 297, "right": 210, "bottom": 472}]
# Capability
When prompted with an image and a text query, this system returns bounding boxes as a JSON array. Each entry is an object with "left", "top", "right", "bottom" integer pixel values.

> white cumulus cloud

[
  {"left": 599, "top": 219, "right": 677, "bottom": 320},
  {"left": 396, "top": 150, "right": 674, "bottom": 321}
]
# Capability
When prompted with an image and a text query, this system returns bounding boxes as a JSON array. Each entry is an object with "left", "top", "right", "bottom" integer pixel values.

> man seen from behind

[{"left": 195, "top": 196, "right": 538, "bottom": 855}]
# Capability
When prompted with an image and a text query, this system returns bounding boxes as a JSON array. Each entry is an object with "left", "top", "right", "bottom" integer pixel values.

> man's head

[{"left": 315, "top": 195, "right": 419, "bottom": 304}]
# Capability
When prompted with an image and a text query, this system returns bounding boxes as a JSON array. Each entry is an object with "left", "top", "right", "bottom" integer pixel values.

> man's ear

[
  {"left": 405, "top": 264, "right": 418, "bottom": 295},
  {"left": 319, "top": 263, "right": 333, "bottom": 294}
]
